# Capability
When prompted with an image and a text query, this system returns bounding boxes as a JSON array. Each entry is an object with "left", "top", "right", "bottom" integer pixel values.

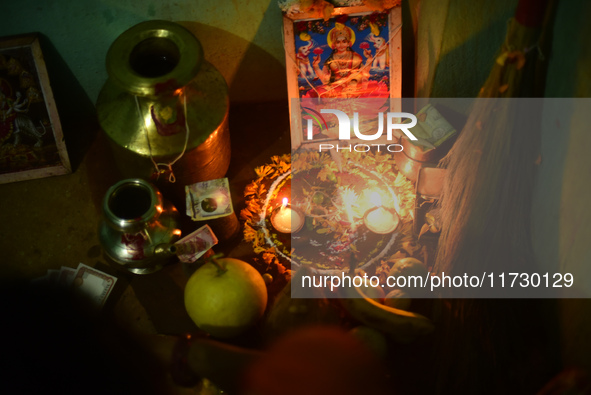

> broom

[
  {"left": 434, "top": 0, "right": 551, "bottom": 278},
  {"left": 432, "top": 0, "right": 560, "bottom": 393}
]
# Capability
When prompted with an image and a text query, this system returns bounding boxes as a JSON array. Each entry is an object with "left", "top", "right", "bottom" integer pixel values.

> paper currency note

[
  {"left": 186, "top": 178, "right": 234, "bottom": 220},
  {"left": 174, "top": 225, "right": 218, "bottom": 263},
  {"left": 411, "top": 104, "right": 456, "bottom": 148},
  {"left": 72, "top": 263, "right": 117, "bottom": 308},
  {"left": 57, "top": 266, "right": 77, "bottom": 286}
]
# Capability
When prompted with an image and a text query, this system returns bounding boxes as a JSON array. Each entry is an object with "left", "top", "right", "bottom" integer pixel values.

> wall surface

[
  {"left": 0, "top": 0, "right": 287, "bottom": 103},
  {"left": 412, "top": 0, "right": 516, "bottom": 98},
  {"left": 532, "top": 0, "right": 591, "bottom": 372},
  {"left": 414, "top": 0, "right": 591, "bottom": 375}
]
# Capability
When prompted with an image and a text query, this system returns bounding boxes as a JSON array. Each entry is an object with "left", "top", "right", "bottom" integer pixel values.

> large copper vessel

[{"left": 96, "top": 20, "right": 230, "bottom": 204}]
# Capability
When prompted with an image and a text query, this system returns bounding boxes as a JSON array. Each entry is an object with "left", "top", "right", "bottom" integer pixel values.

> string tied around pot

[{"left": 134, "top": 91, "right": 191, "bottom": 183}]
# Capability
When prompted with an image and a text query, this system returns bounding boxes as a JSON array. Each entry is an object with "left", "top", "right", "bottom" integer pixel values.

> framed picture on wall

[
  {"left": 0, "top": 33, "right": 71, "bottom": 184},
  {"left": 283, "top": 5, "right": 402, "bottom": 150}
]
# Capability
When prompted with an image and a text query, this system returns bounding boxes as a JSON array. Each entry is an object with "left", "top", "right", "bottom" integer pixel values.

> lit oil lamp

[
  {"left": 363, "top": 192, "right": 400, "bottom": 234},
  {"left": 271, "top": 198, "right": 304, "bottom": 234}
]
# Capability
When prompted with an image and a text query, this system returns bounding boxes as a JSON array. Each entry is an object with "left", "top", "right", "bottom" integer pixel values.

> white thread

[{"left": 134, "top": 92, "right": 191, "bottom": 183}]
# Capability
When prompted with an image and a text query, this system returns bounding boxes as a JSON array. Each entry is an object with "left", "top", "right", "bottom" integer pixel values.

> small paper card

[
  {"left": 72, "top": 263, "right": 117, "bottom": 308},
  {"left": 31, "top": 266, "right": 73, "bottom": 286},
  {"left": 30, "top": 272, "right": 50, "bottom": 286},
  {"left": 47, "top": 269, "right": 60, "bottom": 285},
  {"left": 174, "top": 225, "right": 218, "bottom": 263},
  {"left": 57, "top": 266, "right": 76, "bottom": 286},
  {"left": 186, "top": 178, "right": 234, "bottom": 221}
]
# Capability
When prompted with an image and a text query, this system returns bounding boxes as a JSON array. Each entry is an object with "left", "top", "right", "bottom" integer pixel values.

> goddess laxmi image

[
  {"left": 294, "top": 13, "right": 390, "bottom": 100},
  {"left": 313, "top": 24, "right": 367, "bottom": 95},
  {"left": 294, "top": 13, "right": 391, "bottom": 140}
]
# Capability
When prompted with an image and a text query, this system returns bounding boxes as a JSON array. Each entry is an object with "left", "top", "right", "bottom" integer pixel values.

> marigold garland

[{"left": 242, "top": 151, "right": 428, "bottom": 275}]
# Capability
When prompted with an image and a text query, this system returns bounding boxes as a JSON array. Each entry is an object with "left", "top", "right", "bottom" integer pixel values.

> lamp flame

[{"left": 282, "top": 197, "right": 288, "bottom": 208}]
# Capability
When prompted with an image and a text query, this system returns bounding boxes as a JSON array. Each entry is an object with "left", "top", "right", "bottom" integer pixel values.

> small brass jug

[{"left": 98, "top": 178, "right": 181, "bottom": 274}]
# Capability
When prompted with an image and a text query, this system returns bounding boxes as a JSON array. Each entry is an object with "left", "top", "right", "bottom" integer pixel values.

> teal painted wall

[
  {"left": 532, "top": 0, "right": 591, "bottom": 372},
  {"left": 414, "top": 0, "right": 591, "bottom": 373},
  {"left": 0, "top": 0, "right": 287, "bottom": 103},
  {"left": 2, "top": 1, "right": 586, "bottom": 102}
]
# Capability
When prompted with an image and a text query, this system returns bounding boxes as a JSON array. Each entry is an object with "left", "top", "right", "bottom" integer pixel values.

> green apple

[
  {"left": 387, "top": 257, "right": 428, "bottom": 296},
  {"left": 387, "top": 257, "right": 428, "bottom": 278},
  {"left": 184, "top": 258, "right": 267, "bottom": 338}
]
